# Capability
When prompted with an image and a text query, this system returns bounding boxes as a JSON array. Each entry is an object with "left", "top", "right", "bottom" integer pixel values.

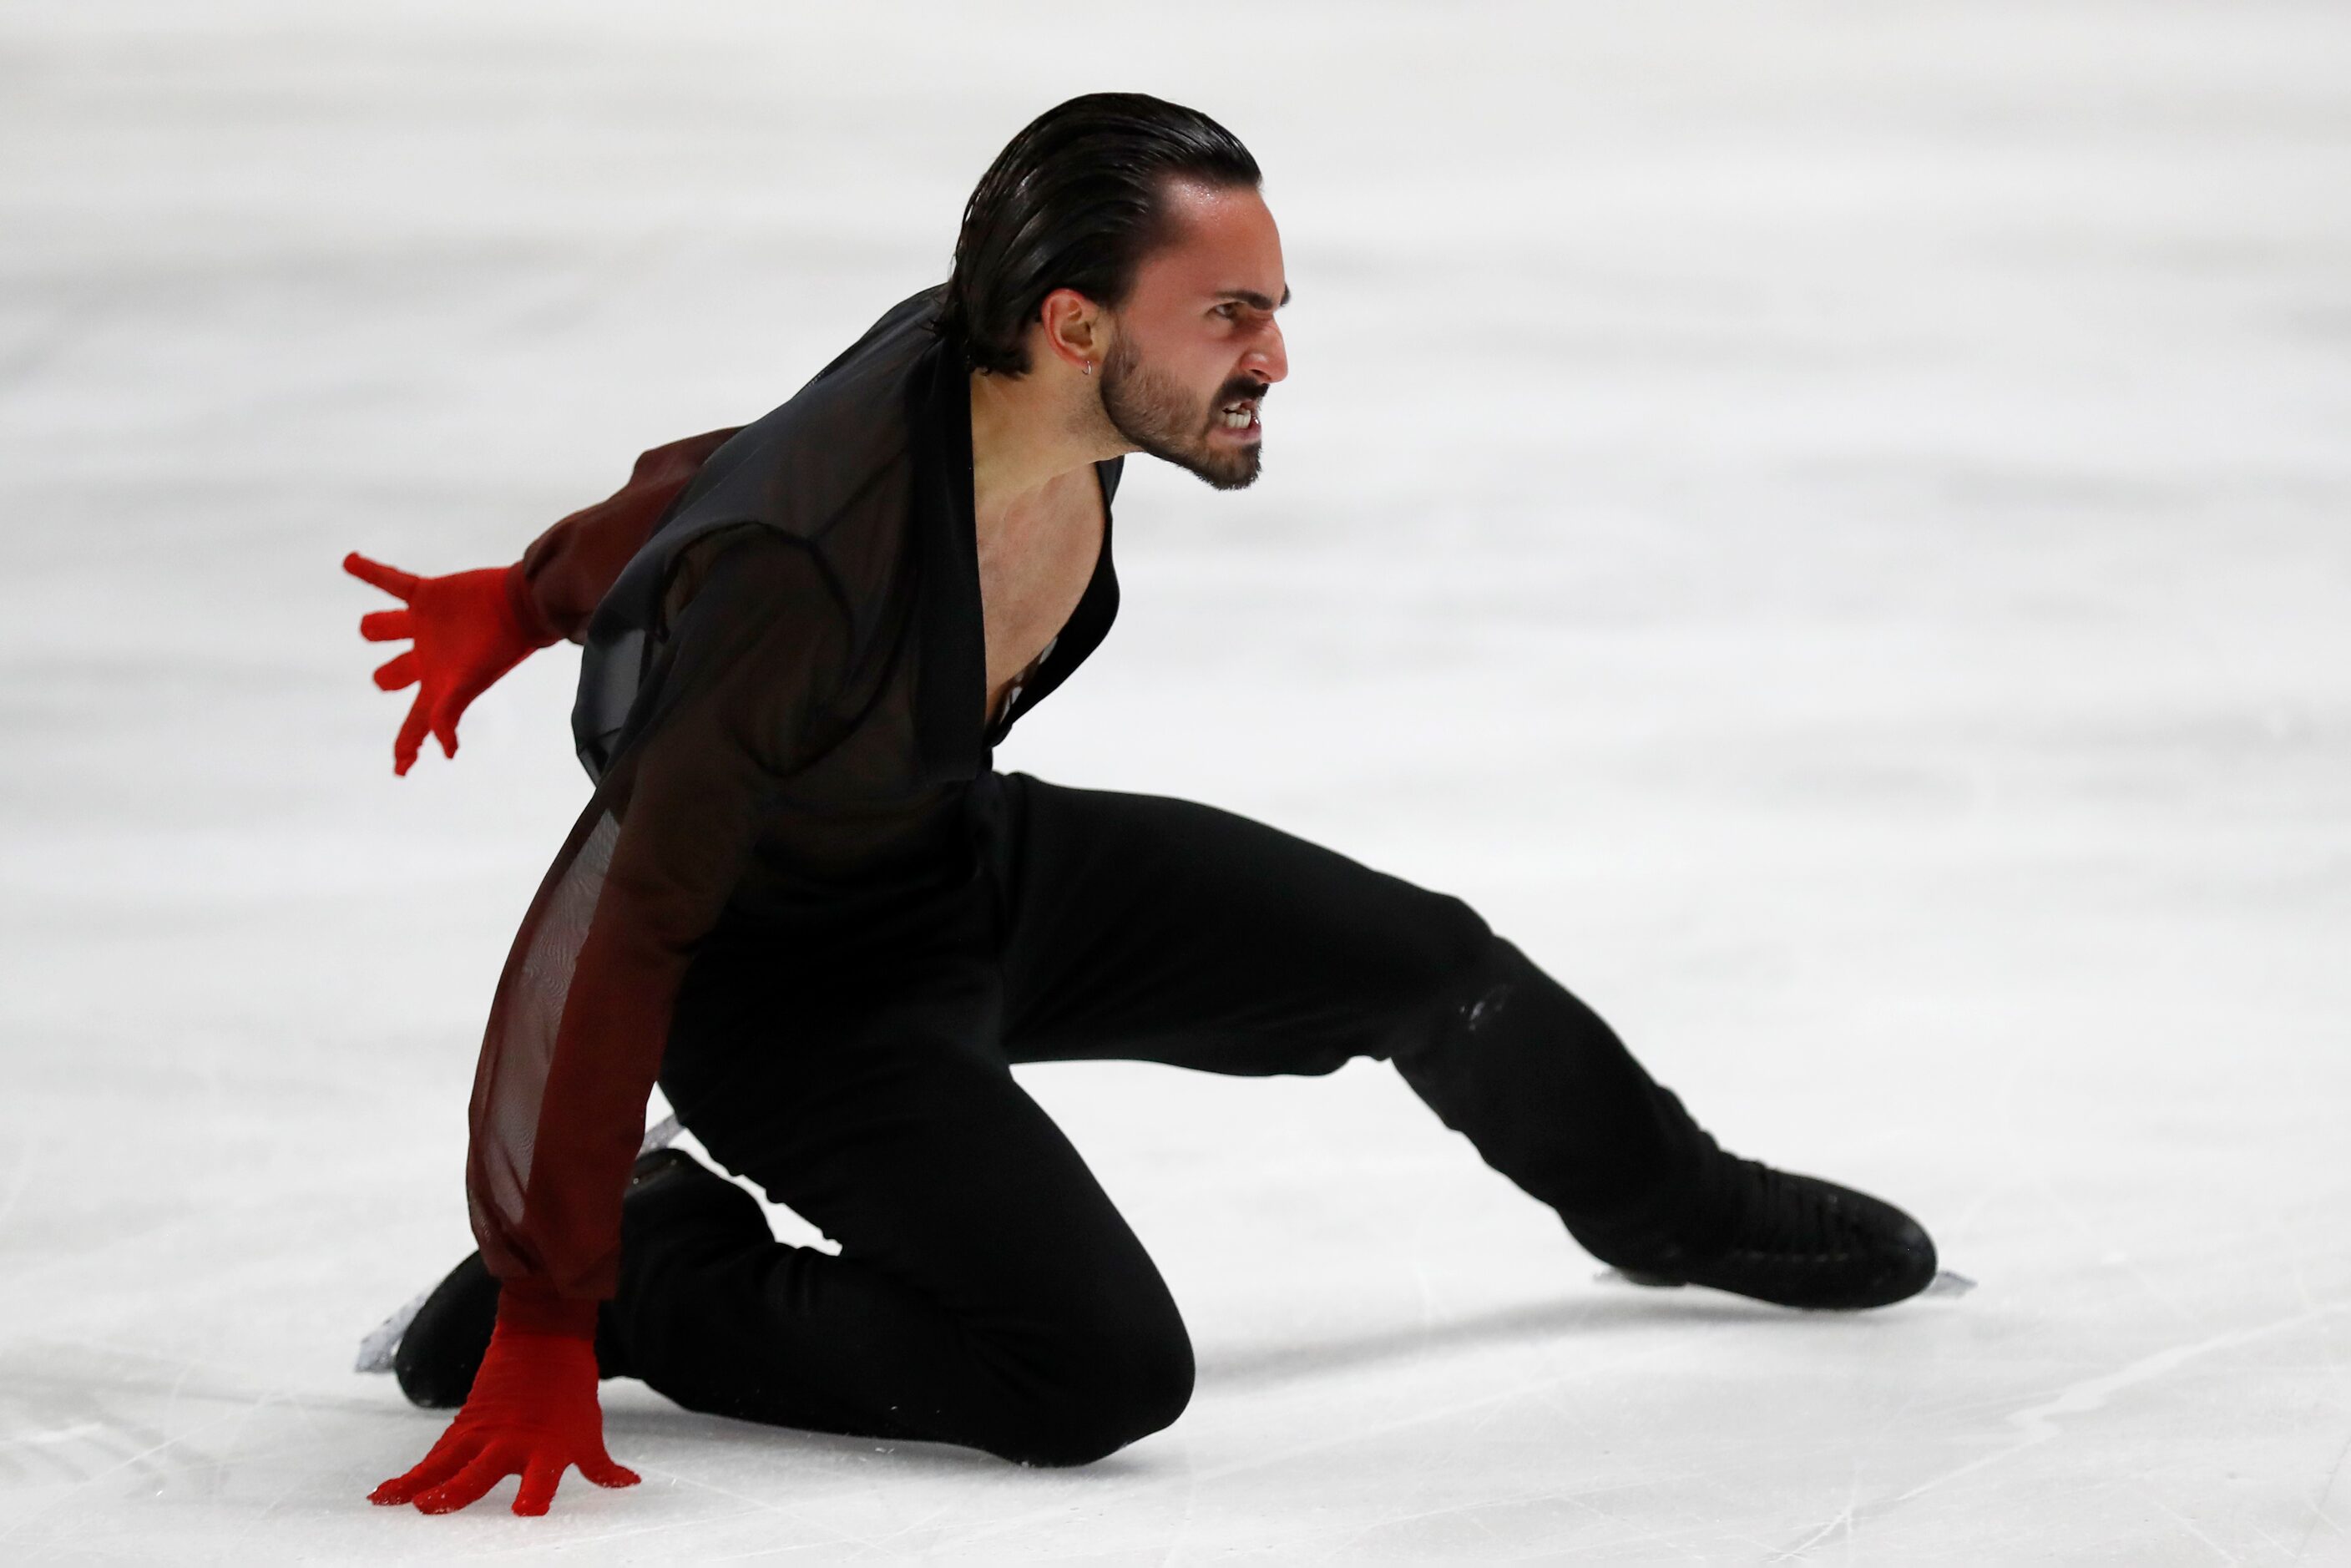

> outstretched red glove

[
  {"left": 344, "top": 554, "right": 559, "bottom": 776},
  {"left": 370, "top": 1316, "right": 638, "bottom": 1516}
]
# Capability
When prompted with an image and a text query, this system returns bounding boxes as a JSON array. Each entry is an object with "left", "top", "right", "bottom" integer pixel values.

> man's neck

[{"left": 968, "top": 366, "right": 1125, "bottom": 534}]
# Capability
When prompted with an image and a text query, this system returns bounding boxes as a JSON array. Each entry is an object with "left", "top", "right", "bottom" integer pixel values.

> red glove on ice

[
  {"left": 344, "top": 554, "right": 559, "bottom": 776},
  {"left": 370, "top": 1317, "right": 638, "bottom": 1516}
]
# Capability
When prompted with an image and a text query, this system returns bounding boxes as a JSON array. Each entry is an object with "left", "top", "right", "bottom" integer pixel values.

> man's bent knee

[
  {"left": 1000, "top": 1313, "right": 1196, "bottom": 1467},
  {"left": 1364, "top": 889, "right": 1499, "bottom": 1059}
]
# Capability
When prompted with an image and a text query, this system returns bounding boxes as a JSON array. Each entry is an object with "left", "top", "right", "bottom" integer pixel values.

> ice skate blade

[
  {"left": 1595, "top": 1267, "right": 1977, "bottom": 1300},
  {"left": 1610, "top": 1268, "right": 1686, "bottom": 1289}
]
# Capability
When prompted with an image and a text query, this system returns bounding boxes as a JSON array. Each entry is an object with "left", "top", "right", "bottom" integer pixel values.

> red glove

[
  {"left": 370, "top": 1314, "right": 639, "bottom": 1515},
  {"left": 344, "top": 554, "right": 559, "bottom": 776}
]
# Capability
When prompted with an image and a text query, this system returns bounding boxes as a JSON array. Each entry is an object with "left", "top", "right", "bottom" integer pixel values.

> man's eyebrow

[{"left": 1213, "top": 286, "right": 1292, "bottom": 311}]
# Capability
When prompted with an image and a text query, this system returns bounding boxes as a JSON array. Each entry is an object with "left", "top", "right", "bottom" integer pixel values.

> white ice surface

[{"left": 3, "top": 2, "right": 2348, "bottom": 1561}]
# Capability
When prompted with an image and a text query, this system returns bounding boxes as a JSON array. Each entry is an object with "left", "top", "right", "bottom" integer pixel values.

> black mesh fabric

[{"left": 465, "top": 284, "right": 1126, "bottom": 1302}]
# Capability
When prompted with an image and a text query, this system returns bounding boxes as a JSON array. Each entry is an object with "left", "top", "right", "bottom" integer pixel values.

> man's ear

[{"left": 1039, "top": 287, "right": 1108, "bottom": 372}]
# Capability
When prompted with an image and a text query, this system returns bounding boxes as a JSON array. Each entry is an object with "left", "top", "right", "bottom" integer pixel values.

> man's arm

[
  {"left": 505, "top": 427, "right": 745, "bottom": 645},
  {"left": 372, "top": 530, "right": 854, "bottom": 1516},
  {"left": 343, "top": 427, "right": 744, "bottom": 776}
]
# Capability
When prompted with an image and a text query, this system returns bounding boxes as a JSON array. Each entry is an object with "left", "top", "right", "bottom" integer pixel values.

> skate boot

[
  {"left": 1567, "top": 1129, "right": 1937, "bottom": 1311},
  {"left": 392, "top": 1146, "right": 742, "bottom": 1408}
]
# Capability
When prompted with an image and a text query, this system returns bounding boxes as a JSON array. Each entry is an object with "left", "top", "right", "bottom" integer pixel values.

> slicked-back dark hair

[{"left": 932, "top": 92, "right": 1261, "bottom": 377}]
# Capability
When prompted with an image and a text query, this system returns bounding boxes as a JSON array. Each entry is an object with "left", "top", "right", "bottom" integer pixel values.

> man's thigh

[
  {"left": 987, "top": 770, "right": 1496, "bottom": 1075},
  {"left": 659, "top": 908, "right": 1176, "bottom": 1338}
]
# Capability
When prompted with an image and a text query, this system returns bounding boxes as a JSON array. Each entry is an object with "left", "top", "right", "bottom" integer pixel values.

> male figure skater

[{"left": 351, "top": 94, "right": 1937, "bottom": 1519}]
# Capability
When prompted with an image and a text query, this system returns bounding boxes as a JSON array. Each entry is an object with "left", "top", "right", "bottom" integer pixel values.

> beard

[{"left": 1095, "top": 332, "right": 1263, "bottom": 492}]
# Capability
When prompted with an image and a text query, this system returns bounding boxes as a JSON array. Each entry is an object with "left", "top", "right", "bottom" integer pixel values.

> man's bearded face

[{"left": 1097, "top": 326, "right": 1267, "bottom": 493}]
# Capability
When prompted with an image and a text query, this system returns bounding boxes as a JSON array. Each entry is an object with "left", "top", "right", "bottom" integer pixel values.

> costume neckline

[{"left": 908, "top": 332, "right": 1120, "bottom": 781}]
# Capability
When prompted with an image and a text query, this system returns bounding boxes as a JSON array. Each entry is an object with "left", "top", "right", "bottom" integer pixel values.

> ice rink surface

[{"left": 3, "top": 2, "right": 2348, "bottom": 1560}]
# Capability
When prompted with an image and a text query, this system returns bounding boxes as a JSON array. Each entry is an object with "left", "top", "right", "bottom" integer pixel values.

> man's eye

[{"left": 1216, "top": 304, "right": 1239, "bottom": 319}]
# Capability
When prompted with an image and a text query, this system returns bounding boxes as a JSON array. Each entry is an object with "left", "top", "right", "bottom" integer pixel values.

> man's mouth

[{"left": 1216, "top": 397, "right": 1261, "bottom": 434}]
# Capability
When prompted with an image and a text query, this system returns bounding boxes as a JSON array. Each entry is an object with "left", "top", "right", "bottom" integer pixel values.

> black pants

[{"left": 630, "top": 769, "right": 1706, "bottom": 1466}]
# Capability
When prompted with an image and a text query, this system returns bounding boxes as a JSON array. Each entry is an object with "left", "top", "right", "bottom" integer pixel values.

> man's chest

[{"left": 975, "top": 468, "right": 1105, "bottom": 713}]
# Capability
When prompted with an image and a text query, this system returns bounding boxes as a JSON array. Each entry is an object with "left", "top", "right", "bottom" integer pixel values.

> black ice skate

[
  {"left": 1568, "top": 1133, "right": 1939, "bottom": 1311},
  {"left": 379, "top": 1143, "right": 726, "bottom": 1409}
]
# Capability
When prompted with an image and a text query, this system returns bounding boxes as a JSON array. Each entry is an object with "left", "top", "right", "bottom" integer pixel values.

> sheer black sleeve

[
  {"left": 464, "top": 527, "right": 853, "bottom": 1319},
  {"left": 503, "top": 428, "right": 744, "bottom": 646}
]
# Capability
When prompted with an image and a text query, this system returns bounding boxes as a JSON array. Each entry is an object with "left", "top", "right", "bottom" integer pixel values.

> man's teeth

[{"left": 1220, "top": 404, "right": 1255, "bottom": 427}]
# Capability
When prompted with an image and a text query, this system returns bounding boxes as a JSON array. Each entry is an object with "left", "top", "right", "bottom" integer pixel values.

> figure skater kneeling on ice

[{"left": 346, "top": 92, "right": 1940, "bottom": 1518}]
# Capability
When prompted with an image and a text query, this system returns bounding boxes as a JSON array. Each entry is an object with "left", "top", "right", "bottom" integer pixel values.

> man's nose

[{"left": 1245, "top": 321, "right": 1288, "bottom": 386}]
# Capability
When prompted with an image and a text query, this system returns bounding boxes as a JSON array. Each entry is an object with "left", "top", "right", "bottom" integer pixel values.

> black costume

[{"left": 465, "top": 282, "right": 1712, "bottom": 1463}]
